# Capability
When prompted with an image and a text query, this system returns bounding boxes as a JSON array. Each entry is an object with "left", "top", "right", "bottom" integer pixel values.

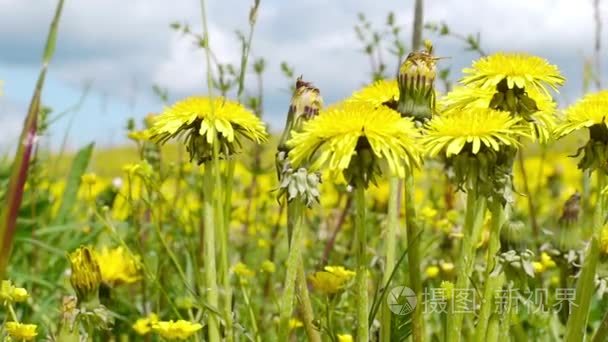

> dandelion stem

[
  {"left": 278, "top": 201, "right": 305, "bottom": 341},
  {"left": 354, "top": 185, "right": 369, "bottom": 342},
  {"left": 404, "top": 173, "right": 425, "bottom": 342},
  {"left": 203, "top": 160, "right": 220, "bottom": 342},
  {"left": 380, "top": 176, "right": 400, "bottom": 342},
  {"left": 447, "top": 164, "right": 487, "bottom": 342},
  {"left": 216, "top": 154, "right": 232, "bottom": 341},
  {"left": 296, "top": 261, "right": 322, "bottom": 342},
  {"left": 565, "top": 171, "right": 606, "bottom": 342},
  {"left": 474, "top": 201, "right": 506, "bottom": 342}
]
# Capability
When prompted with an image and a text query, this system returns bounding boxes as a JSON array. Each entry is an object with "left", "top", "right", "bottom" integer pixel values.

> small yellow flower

[
  {"left": 421, "top": 206, "right": 438, "bottom": 221},
  {"left": 540, "top": 252, "right": 556, "bottom": 269},
  {"left": 152, "top": 320, "right": 203, "bottom": 340},
  {"left": 81, "top": 173, "right": 98, "bottom": 186},
  {"left": 96, "top": 246, "right": 141, "bottom": 286},
  {"left": 0, "top": 281, "right": 28, "bottom": 303},
  {"left": 132, "top": 313, "right": 159, "bottom": 335},
  {"left": 439, "top": 261, "right": 455, "bottom": 273},
  {"left": 233, "top": 262, "right": 255, "bottom": 278},
  {"left": 257, "top": 238, "right": 270, "bottom": 249},
  {"left": 309, "top": 266, "right": 355, "bottom": 295},
  {"left": 261, "top": 260, "right": 276, "bottom": 273},
  {"left": 425, "top": 265, "right": 440, "bottom": 278},
  {"left": 5, "top": 322, "right": 38, "bottom": 341},
  {"left": 337, "top": 333, "right": 354, "bottom": 342},
  {"left": 532, "top": 261, "right": 545, "bottom": 274},
  {"left": 289, "top": 318, "right": 303, "bottom": 330}
]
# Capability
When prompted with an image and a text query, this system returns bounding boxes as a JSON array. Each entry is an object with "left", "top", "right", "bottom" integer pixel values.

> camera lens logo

[{"left": 387, "top": 286, "right": 417, "bottom": 315}]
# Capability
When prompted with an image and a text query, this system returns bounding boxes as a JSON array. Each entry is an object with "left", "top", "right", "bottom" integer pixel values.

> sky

[{"left": 0, "top": 0, "right": 607, "bottom": 154}]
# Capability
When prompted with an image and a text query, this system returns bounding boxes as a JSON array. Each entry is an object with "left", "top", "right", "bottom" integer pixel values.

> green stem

[
  {"left": 241, "top": 282, "right": 261, "bottom": 342},
  {"left": 278, "top": 201, "right": 304, "bottom": 341},
  {"left": 592, "top": 308, "right": 608, "bottom": 342},
  {"left": 203, "top": 161, "right": 220, "bottom": 342},
  {"left": 474, "top": 202, "right": 505, "bottom": 342},
  {"left": 297, "top": 261, "right": 322, "bottom": 342},
  {"left": 447, "top": 166, "right": 487, "bottom": 342},
  {"left": 380, "top": 177, "right": 400, "bottom": 342},
  {"left": 565, "top": 171, "right": 606, "bottom": 342},
  {"left": 354, "top": 185, "right": 369, "bottom": 342},
  {"left": 404, "top": 173, "right": 424, "bottom": 342},
  {"left": 216, "top": 156, "right": 232, "bottom": 341}
]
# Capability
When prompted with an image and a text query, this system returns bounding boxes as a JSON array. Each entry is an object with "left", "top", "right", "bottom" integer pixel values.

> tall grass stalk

[{"left": 0, "top": 0, "right": 65, "bottom": 278}]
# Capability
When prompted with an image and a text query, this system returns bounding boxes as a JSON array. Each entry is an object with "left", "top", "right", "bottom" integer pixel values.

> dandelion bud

[
  {"left": 397, "top": 42, "right": 437, "bottom": 121},
  {"left": 559, "top": 192, "right": 581, "bottom": 225},
  {"left": 68, "top": 246, "right": 102, "bottom": 304},
  {"left": 277, "top": 77, "right": 323, "bottom": 152}
]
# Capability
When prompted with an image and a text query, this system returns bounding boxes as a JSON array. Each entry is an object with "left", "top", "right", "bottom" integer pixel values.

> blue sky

[{"left": 1, "top": 0, "right": 606, "bottom": 153}]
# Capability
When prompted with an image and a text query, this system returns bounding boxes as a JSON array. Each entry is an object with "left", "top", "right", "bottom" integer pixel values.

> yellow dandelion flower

[
  {"left": 555, "top": 90, "right": 608, "bottom": 137},
  {"left": 5, "top": 322, "right": 37, "bottom": 341},
  {"left": 132, "top": 313, "right": 159, "bottom": 335},
  {"left": 347, "top": 79, "right": 399, "bottom": 107},
  {"left": 97, "top": 246, "right": 141, "bottom": 286},
  {"left": 152, "top": 320, "right": 202, "bottom": 340},
  {"left": 150, "top": 96, "right": 268, "bottom": 163},
  {"left": 424, "top": 107, "right": 530, "bottom": 157},
  {"left": 81, "top": 173, "right": 98, "bottom": 186},
  {"left": 425, "top": 265, "right": 440, "bottom": 278},
  {"left": 308, "top": 266, "right": 355, "bottom": 295},
  {"left": 441, "top": 86, "right": 558, "bottom": 143},
  {"left": 337, "top": 333, "right": 354, "bottom": 342},
  {"left": 462, "top": 52, "right": 564, "bottom": 96},
  {"left": 287, "top": 102, "right": 422, "bottom": 183}
]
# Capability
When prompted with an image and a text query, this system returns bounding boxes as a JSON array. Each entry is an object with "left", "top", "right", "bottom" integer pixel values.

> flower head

[
  {"left": 555, "top": 91, "right": 608, "bottom": 171},
  {"left": 68, "top": 246, "right": 102, "bottom": 303},
  {"left": 96, "top": 246, "right": 141, "bottom": 286},
  {"left": 287, "top": 102, "right": 422, "bottom": 186},
  {"left": 309, "top": 266, "right": 355, "bottom": 295},
  {"left": 150, "top": 96, "right": 268, "bottom": 163},
  {"left": 0, "top": 280, "right": 29, "bottom": 304},
  {"left": 555, "top": 90, "right": 608, "bottom": 137},
  {"left": 424, "top": 107, "right": 529, "bottom": 157},
  {"left": 152, "top": 320, "right": 202, "bottom": 340},
  {"left": 462, "top": 52, "right": 564, "bottom": 96},
  {"left": 348, "top": 79, "right": 399, "bottom": 108},
  {"left": 132, "top": 313, "right": 159, "bottom": 335},
  {"left": 337, "top": 333, "right": 354, "bottom": 342},
  {"left": 5, "top": 322, "right": 38, "bottom": 341},
  {"left": 441, "top": 86, "right": 558, "bottom": 143}
]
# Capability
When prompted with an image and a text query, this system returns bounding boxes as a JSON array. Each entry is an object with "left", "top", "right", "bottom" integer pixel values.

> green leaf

[{"left": 52, "top": 143, "right": 94, "bottom": 224}]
